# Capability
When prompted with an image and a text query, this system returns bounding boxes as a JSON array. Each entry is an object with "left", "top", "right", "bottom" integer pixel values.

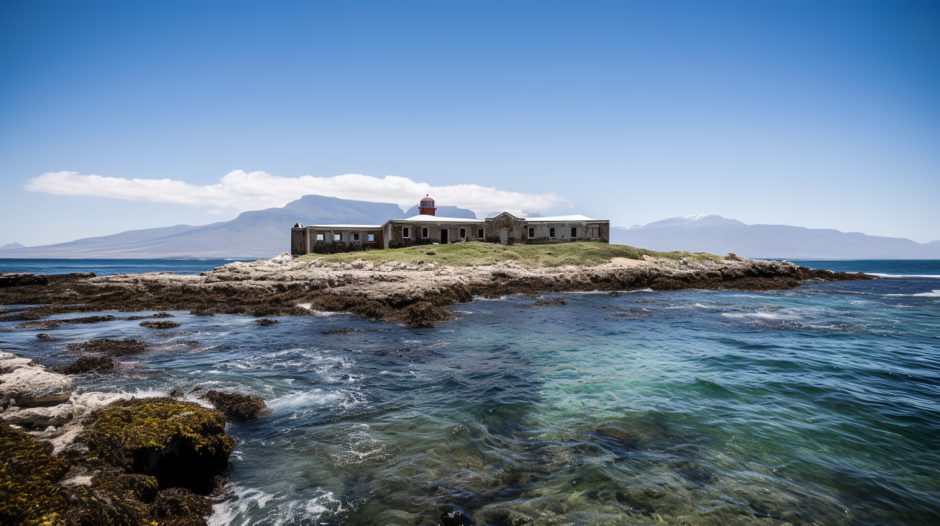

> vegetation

[{"left": 305, "top": 241, "right": 721, "bottom": 268}]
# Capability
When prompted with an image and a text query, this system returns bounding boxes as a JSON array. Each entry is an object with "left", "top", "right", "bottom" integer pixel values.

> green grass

[{"left": 301, "top": 242, "right": 721, "bottom": 268}]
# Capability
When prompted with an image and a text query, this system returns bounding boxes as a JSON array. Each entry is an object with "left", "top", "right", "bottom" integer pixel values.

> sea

[{"left": 1, "top": 259, "right": 938, "bottom": 525}]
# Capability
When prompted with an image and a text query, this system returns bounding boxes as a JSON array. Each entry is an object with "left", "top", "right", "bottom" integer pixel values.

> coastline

[{"left": 0, "top": 253, "right": 872, "bottom": 328}]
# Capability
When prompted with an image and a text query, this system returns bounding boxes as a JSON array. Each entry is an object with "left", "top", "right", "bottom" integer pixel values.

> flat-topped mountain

[{"left": 612, "top": 215, "right": 940, "bottom": 259}]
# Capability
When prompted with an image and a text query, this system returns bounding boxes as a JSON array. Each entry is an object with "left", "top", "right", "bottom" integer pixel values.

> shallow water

[{"left": 2, "top": 263, "right": 939, "bottom": 524}]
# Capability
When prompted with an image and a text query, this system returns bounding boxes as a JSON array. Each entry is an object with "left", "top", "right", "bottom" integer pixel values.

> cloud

[{"left": 25, "top": 170, "right": 566, "bottom": 217}]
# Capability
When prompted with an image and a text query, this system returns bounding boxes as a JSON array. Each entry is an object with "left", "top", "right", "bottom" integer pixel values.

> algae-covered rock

[
  {"left": 0, "top": 422, "right": 70, "bottom": 525},
  {"left": 150, "top": 487, "right": 213, "bottom": 526},
  {"left": 203, "top": 390, "right": 270, "bottom": 421},
  {"left": 139, "top": 320, "right": 181, "bottom": 330},
  {"left": 58, "top": 484, "right": 154, "bottom": 525},
  {"left": 56, "top": 355, "right": 117, "bottom": 375},
  {"left": 92, "top": 470, "right": 160, "bottom": 502},
  {"left": 85, "top": 398, "right": 233, "bottom": 493},
  {"left": 66, "top": 338, "right": 149, "bottom": 356}
]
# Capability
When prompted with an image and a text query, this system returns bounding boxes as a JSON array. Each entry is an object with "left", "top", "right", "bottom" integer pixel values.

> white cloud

[{"left": 25, "top": 170, "right": 566, "bottom": 217}]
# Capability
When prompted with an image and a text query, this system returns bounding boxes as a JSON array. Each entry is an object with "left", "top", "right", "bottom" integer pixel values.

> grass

[{"left": 302, "top": 242, "right": 722, "bottom": 268}]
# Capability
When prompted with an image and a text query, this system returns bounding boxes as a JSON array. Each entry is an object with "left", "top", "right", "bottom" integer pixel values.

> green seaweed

[{"left": 0, "top": 423, "right": 69, "bottom": 525}]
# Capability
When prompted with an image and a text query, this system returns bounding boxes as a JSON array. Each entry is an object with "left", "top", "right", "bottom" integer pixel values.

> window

[
  {"left": 367, "top": 233, "right": 375, "bottom": 242},
  {"left": 402, "top": 227, "right": 410, "bottom": 238},
  {"left": 459, "top": 228, "right": 466, "bottom": 238},
  {"left": 333, "top": 233, "right": 342, "bottom": 242},
  {"left": 528, "top": 227, "right": 535, "bottom": 238},
  {"left": 353, "top": 233, "right": 360, "bottom": 241},
  {"left": 571, "top": 227, "right": 577, "bottom": 238},
  {"left": 422, "top": 227, "right": 429, "bottom": 238},
  {"left": 316, "top": 233, "right": 325, "bottom": 242},
  {"left": 478, "top": 228, "right": 484, "bottom": 239},
  {"left": 549, "top": 227, "right": 556, "bottom": 238}
]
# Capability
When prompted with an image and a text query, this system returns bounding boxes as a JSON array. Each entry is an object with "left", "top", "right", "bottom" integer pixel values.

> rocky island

[{"left": 0, "top": 243, "right": 870, "bottom": 328}]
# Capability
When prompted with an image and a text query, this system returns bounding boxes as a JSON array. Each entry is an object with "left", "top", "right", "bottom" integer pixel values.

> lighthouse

[{"left": 418, "top": 195, "right": 437, "bottom": 216}]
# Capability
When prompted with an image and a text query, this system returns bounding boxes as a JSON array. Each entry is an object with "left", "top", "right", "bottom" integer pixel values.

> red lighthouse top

[{"left": 418, "top": 195, "right": 437, "bottom": 216}]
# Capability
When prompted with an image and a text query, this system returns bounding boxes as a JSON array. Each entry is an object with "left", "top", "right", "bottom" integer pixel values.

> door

[
  {"left": 440, "top": 229, "right": 449, "bottom": 244},
  {"left": 499, "top": 228, "right": 509, "bottom": 245}
]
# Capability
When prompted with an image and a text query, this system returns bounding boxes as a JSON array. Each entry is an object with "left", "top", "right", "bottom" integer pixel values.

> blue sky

[{"left": 1, "top": 0, "right": 938, "bottom": 245}]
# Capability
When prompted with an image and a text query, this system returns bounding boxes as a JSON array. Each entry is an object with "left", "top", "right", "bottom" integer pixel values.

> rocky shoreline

[
  {"left": 0, "top": 254, "right": 872, "bottom": 328},
  {"left": 0, "top": 349, "right": 269, "bottom": 525}
]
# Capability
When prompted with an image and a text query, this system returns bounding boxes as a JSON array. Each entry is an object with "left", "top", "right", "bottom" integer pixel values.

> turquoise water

[
  {"left": 1, "top": 261, "right": 939, "bottom": 524},
  {"left": 0, "top": 258, "right": 247, "bottom": 275}
]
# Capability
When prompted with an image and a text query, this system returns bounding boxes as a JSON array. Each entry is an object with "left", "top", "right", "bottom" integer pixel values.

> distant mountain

[
  {"left": 612, "top": 215, "right": 940, "bottom": 259},
  {"left": 0, "top": 195, "right": 471, "bottom": 259},
  {"left": 402, "top": 205, "right": 476, "bottom": 218},
  {"left": 0, "top": 242, "right": 24, "bottom": 250}
]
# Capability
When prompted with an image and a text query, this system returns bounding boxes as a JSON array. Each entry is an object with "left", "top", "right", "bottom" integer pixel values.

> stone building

[{"left": 291, "top": 196, "right": 609, "bottom": 255}]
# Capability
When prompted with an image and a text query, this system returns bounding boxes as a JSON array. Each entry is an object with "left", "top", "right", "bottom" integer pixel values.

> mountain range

[
  {"left": 611, "top": 215, "right": 940, "bottom": 259},
  {"left": 1, "top": 197, "right": 936, "bottom": 259}
]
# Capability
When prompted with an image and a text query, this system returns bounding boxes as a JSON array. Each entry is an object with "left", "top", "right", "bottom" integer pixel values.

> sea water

[{"left": 1, "top": 261, "right": 938, "bottom": 524}]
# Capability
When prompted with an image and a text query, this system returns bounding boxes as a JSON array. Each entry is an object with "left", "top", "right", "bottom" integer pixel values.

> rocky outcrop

[
  {"left": 83, "top": 397, "right": 233, "bottom": 493},
  {"left": 66, "top": 338, "right": 149, "bottom": 356},
  {"left": 55, "top": 355, "right": 116, "bottom": 375},
  {"left": 0, "top": 272, "right": 48, "bottom": 288},
  {"left": 0, "top": 254, "right": 873, "bottom": 328}
]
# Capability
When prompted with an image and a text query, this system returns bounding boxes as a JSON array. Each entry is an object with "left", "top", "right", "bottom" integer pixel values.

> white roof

[
  {"left": 395, "top": 215, "right": 483, "bottom": 223},
  {"left": 524, "top": 215, "right": 599, "bottom": 222},
  {"left": 307, "top": 224, "right": 383, "bottom": 229}
]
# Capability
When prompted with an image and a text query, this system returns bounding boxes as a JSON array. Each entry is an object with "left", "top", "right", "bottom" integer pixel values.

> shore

[{"left": 0, "top": 250, "right": 872, "bottom": 328}]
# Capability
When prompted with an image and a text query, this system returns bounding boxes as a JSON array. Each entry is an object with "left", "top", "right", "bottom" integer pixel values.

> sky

[{"left": 1, "top": 0, "right": 938, "bottom": 246}]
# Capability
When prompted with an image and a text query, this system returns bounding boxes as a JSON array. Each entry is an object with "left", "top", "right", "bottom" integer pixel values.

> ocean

[{"left": 1, "top": 259, "right": 938, "bottom": 524}]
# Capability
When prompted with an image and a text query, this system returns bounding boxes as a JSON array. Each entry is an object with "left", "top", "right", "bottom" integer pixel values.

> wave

[
  {"left": 886, "top": 289, "right": 940, "bottom": 298},
  {"left": 870, "top": 273, "right": 940, "bottom": 279}
]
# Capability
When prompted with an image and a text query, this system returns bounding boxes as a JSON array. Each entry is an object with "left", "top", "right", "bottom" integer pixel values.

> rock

[
  {"left": 56, "top": 355, "right": 116, "bottom": 375},
  {"left": 255, "top": 318, "right": 279, "bottom": 326},
  {"left": 150, "top": 487, "right": 214, "bottom": 526},
  {"left": 0, "top": 351, "right": 33, "bottom": 374},
  {"left": 66, "top": 338, "right": 149, "bottom": 356},
  {"left": 92, "top": 470, "right": 160, "bottom": 502},
  {"left": 321, "top": 327, "right": 361, "bottom": 335},
  {"left": 84, "top": 397, "right": 233, "bottom": 493},
  {"left": 530, "top": 297, "right": 567, "bottom": 307},
  {"left": 0, "top": 364, "right": 72, "bottom": 407},
  {"left": 0, "top": 422, "right": 70, "bottom": 525},
  {"left": 0, "top": 272, "right": 48, "bottom": 288},
  {"left": 203, "top": 390, "right": 270, "bottom": 421},
  {"left": 140, "top": 320, "right": 181, "bottom": 329},
  {"left": 439, "top": 504, "right": 476, "bottom": 526}
]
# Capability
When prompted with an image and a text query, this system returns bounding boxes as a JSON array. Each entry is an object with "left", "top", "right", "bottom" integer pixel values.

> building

[{"left": 291, "top": 195, "right": 610, "bottom": 255}]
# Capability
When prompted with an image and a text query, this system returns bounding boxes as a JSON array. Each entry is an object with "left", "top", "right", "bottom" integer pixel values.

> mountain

[
  {"left": 402, "top": 205, "right": 476, "bottom": 218},
  {"left": 612, "top": 215, "right": 940, "bottom": 259},
  {"left": 0, "top": 196, "right": 471, "bottom": 259},
  {"left": 0, "top": 242, "right": 24, "bottom": 250}
]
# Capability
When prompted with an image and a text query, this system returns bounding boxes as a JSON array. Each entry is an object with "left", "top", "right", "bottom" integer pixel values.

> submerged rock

[
  {"left": 66, "top": 338, "right": 149, "bottom": 356},
  {"left": 84, "top": 397, "right": 233, "bottom": 493},
  {"left": 255, "top": 318, "right": 279, "bottom": 326},
  {"left": 203, "top": 390, "right": 270, "bottom": 421},
  {"left": 439, "top": 504, "right": 476, "bottom": 526},
  {"left": 56, "top": 355, "right": 117, "bottom": 375},
  {"left": 36, "top": 333, "right": 62, "bottom": 341},
  {"left": 321, "top": 327, "right": 361, "bottom": 335},
  {"left": 140, "top": 320, "right": 181, "bottom": 329}
]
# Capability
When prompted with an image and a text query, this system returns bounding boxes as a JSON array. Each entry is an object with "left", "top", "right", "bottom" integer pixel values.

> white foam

[
  {"left": 722, "top": 311, "right": 795, "bottom": 321},
  {"left": 869, "top": 273, "right": 940, "bottom": 279},
  {"left": 885, "top": 289, "right": 940, "bottom": 298}
]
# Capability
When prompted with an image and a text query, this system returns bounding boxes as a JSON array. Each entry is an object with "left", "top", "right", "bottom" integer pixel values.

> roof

[
  {"left": 306, "top": 224, "right": 383, "bottom": 229},
  {"left": 393, "top": 215, "right": 483, "bottom": 223},
  {"left": 523, "top": 215, "right": 601, "bottom": 222}
]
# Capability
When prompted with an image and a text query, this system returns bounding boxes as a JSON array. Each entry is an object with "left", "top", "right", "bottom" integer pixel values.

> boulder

[
  {"left": 66, "top": 338, "right": 149, "bottom": 356},
  {"left": 84, "top": 398, "right": 233, "bottom": 493},
  {"left": 140, "top": 320, "right": 181, "bottom": 329},
  {"left": 0, "top": 364, "right": 72, "bottom": 407},
  {"left": 203, "top": 390, "right": 270, "bottom": 421}
]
